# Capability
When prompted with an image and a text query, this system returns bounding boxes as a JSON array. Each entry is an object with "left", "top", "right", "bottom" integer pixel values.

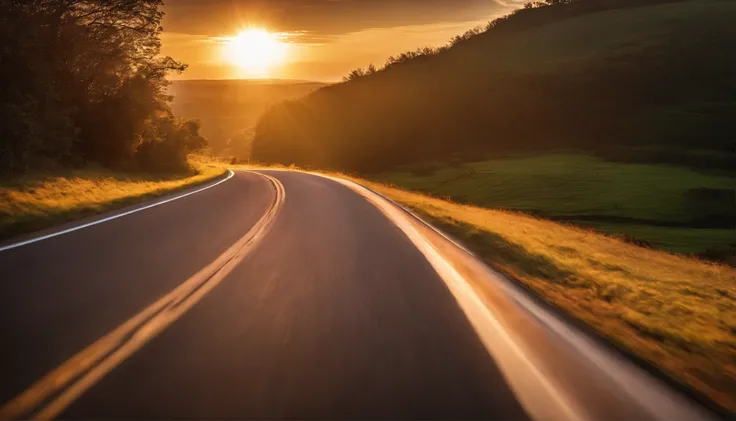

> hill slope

[
  {"left": 169, "top": 80, "right": 327, "bottom": 159},
  {"left": 251, "top": 0, "right": 736, "bottom": 172}
]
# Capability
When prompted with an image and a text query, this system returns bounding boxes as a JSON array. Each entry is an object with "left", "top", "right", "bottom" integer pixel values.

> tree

[
  {"left": 343, "top": 67, "right": 367, "bottom": 82},
  {"left": 0, "top": 0, "right": 202, "bottom": 175}
]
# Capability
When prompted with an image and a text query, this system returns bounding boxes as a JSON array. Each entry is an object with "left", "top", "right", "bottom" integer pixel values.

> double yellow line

[{"left": 0, "top": 172, "right": 285, "bottom": 421}]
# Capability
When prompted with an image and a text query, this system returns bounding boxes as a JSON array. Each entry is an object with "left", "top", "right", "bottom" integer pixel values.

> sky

[{"left": 161, "top": 0, "right": 527, "bottom": 81}]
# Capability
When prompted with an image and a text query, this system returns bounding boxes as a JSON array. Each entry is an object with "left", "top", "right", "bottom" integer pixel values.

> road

[{"left": 0, "top": 170, "right": 720, "bottom": 420}]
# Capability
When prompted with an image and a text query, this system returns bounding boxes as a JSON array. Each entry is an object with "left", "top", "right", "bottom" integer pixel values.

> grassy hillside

[
  {"left": 252, "top": 0, "right": 736, "bottom": 172},
  {"left": 0, "top": 157, "right": 225, "bottom": 240},
  {"left": 168, "top": 80, "right": 327, "bottom": 160},
  {"left": 338, "top": 173, "right": 736, "bottom": 412},
  {"left": 375, "top": 154, "right": 735, "bottom": 262}
]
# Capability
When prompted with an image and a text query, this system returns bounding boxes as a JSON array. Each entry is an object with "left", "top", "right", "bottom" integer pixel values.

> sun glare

[{"left": 225, "top": 29, "right": 288, "bottom": 77}]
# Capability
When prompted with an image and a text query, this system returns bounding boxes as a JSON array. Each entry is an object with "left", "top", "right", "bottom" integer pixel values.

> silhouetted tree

[
  {"left": 343, "top": 67, "right": 367, "bottom": 82},
  {"left": 0, "top": 0, "right": 205, "bottom": 175}
]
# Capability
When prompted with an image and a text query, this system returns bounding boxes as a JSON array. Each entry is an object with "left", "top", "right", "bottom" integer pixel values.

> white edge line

[
  {"left": 336, "top": 174, "right": 717, "bottom": 421},
  {"left": 0, "top": 170, "right": 282, "bottom": 421},
  {"left": 364, "top": 188, "right": 477, "bottom": 256},
  {"left": 0, "top": 170, "right": 235, "bottom": 253},
  {"left": 309, "top": 170, "right": 717, "bottom": 421},
  {"left": 294, "top": 170, "right": 583, "bottom": 421}
]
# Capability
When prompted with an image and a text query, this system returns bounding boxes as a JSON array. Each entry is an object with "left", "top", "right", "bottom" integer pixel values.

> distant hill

[
  {"left": 168, "top": 79, "right": 327, "bottom": 159},
  {"left": 251, "top": 0, "right": 736, "bottom": 172}
]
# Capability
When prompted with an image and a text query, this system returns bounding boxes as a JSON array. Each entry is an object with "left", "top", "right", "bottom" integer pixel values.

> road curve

[{"left": 0, "top": 170, "right": 720, "bottom": 420}]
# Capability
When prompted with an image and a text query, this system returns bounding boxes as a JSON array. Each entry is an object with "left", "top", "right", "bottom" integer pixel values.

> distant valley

[{"left": 168, "top": 79, "right": 328, "bottom": 160}]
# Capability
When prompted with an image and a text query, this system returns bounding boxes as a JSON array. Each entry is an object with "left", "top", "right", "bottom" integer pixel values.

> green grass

[
  {"left": 0, "top": 156, "right": 226, "bottom": 240},
  {"left": 583, "top": 223, "right": 735, "bottom": 254},
  {"left": 373, "top": 154, "right": 735, "bottom": 257},
  {"left": 335, "top": 172, "right": 736, "bottom": 412}
]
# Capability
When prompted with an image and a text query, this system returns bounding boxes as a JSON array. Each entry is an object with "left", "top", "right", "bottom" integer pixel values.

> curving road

[{"left": 0, "top": 170, "right": 720, "bottom": 420}]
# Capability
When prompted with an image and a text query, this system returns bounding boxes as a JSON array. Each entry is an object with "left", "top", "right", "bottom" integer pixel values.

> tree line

[
  {"left": 252, "top": 0, "right": 736, "bottom": 173},
  {"left": 339, "top": 0, "right": 659, "bottom": 83},
  {"left": 0, "top": 0, "right": 206, "bottom": 176}
]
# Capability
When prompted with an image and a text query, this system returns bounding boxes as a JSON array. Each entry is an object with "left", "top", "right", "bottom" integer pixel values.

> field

[
  {"left": 0, "top": 157, "right": 226, "bottom": 241},
  {"left": 339, "top": 172, "right": 736, "bottom": 412},
  {"left": 168, "top": 80, "right": 327, "bottom": 159},
  {"left": 373, "top": 154, "right": 735, "bottom": 261}
]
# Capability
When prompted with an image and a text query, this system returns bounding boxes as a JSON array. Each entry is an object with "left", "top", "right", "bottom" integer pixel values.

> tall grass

[
  {"left": 342, "top": 174, "right": 736, "bottom": 411},
  {"left": 0, "top": 156, "right": 226, "bottom": 239},
  {"left": 375, "top": 154, "right": 735, "bottom": 259}
]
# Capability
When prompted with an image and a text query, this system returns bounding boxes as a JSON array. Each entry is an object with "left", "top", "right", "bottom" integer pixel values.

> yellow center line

[{"left": 0, "top": 171, "right": 284, "bottom": 421}]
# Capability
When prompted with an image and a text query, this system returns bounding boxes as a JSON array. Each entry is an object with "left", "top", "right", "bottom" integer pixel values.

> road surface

[{"left": 0, "top": 170, "right": 719, "bottom": 420}]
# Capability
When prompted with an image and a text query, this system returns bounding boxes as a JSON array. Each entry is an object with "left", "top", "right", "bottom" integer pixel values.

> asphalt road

[{"left": 0, "top": 170, "right": 534, "bottom": 419}]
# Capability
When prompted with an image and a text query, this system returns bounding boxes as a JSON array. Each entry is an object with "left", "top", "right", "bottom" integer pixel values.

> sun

[{"left": 224, "top": 29, "right": 288, "bottom": 77}]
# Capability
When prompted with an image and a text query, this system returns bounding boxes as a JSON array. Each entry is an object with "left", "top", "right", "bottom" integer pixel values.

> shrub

[{"left": 135, "top": 118, "right": 207, "bottom": 173}]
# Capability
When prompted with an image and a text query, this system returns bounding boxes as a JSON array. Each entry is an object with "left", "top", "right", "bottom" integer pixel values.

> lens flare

[{"left": 225, "top": 29, "right": 288, "bottom": 77}]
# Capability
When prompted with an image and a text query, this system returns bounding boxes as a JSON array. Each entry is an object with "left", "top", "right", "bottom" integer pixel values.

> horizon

[{"left": 168, "top": 78, "right": 329, "bottom": 84}]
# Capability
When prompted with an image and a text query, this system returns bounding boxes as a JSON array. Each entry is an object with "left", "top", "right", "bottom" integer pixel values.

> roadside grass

[
  {"left": 0, "top": 156, "right": 226, "bottom": 241},
  {"left": 373, "top": 154, "right": 735, "bottom": 259},
  {"left": 334, "top": 173, "right": 736, "bottom": 412}
]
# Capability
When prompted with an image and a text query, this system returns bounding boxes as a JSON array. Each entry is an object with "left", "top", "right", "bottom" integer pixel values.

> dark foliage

[
  {"left": 0, "top": 0, "right": 206, "bottom": 175},
  {"left": 252, "top": 0, "right": 736, "bottom": 173},
  {"left": 135, "top": 118, "right": 206, "bottom": 173}
]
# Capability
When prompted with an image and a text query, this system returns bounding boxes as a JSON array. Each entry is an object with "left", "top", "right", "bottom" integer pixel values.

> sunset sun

[{"left": 225, "top": 29, "right": 288, "bottom": 77}]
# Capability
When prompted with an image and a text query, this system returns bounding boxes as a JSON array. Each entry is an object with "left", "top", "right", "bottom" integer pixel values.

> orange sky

[{"left": 161, "top": 0, "right": 525, "bottom": 82}]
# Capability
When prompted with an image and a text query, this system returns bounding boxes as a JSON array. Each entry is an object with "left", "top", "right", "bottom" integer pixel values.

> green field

[
  {"left": 373, "top": 154, "right": 735, "bottom": 259},
  {"left": 345, "top": 173, "right": 736, "bottom": 411}
]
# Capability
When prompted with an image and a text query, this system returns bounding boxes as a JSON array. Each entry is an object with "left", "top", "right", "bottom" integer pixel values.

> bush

[{"left": 135, "top": 118, "right": 207, "bottom": 173}]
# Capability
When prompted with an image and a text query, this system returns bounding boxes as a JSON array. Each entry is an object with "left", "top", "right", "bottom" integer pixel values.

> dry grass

[
  {"left": 0, "top": 156, "right": 226, "bottom": 240},
  {"left": 339, "top": 174, "right": 736, "bottom": 412}
]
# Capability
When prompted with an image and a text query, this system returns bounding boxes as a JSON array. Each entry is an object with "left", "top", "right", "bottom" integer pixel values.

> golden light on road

[{"left": 224, "top": 29, "right": 288, "bottom": 77}]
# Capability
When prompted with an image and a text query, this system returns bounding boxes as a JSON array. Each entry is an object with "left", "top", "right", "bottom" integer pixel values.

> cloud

[
  {"left": 163, "top": 0, "right": 508, "bottom": 37},
  {"left": 161, "top": 0, "right": 519, "bottom": 81},
  {"left": 494, "top": 0, "right": 529, "bottom": 7}
]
